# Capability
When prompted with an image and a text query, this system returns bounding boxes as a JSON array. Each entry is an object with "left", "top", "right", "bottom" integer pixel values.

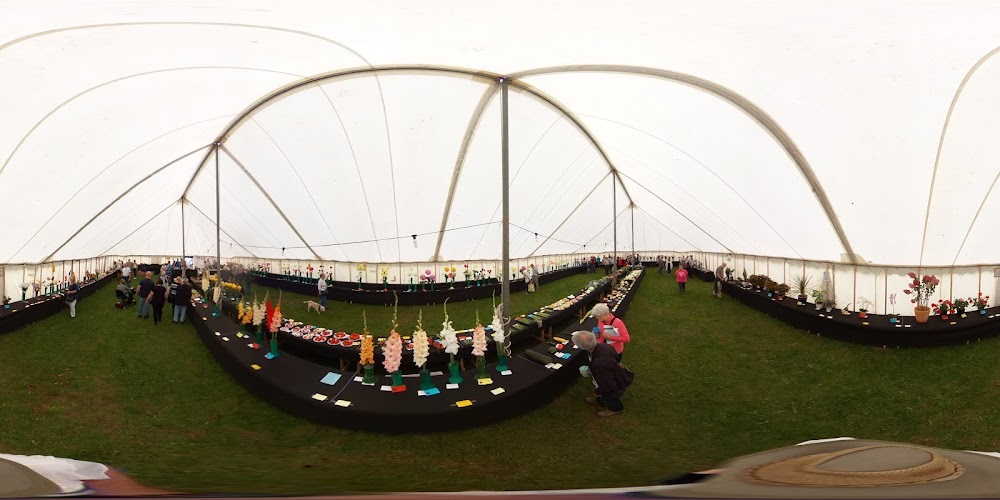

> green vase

[
  {"left": 448, "top": 362, "right": 463, "bottom": 384},
  {"left": 254, "top": 329, "right": 263, "bottom": 346},
  {"left": 476, "top": 356, "right": 487, "bottom": 379},
  {"left": 496, "top": 354, "right": 509, "bottom": 372},
  {"left": 419, "top": 369, "right": 435, "bottom": 390},
  {"left": 362, "top": 364, "right": 377, "bottom": 384},
  {"left": 390, "top": 370, "right": 404, "bottom": 387},
  {"left": 212, "top": 303, "right": 221, "bottom": 317},
  {"left": 269, "top": 338, "right": 279, "bottom": 357}
]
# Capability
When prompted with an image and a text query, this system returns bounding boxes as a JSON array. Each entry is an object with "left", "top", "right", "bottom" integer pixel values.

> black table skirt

[
  {"left": 191, "top": 268, "right": 645, "bottom": 432},
  {"left": 722, "top": 281, "right": 1000, "bottom": 347},
  {"left": 0, "top": 271, "right": 118, "bottom": 336},
  {"left": 249, "top": 266, "right": 588, "bottom": 305}
]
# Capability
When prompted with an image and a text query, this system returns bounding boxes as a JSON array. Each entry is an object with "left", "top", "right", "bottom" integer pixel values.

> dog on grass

[{"left": 304, "top": 300, "right": 326, "bottom": 313}]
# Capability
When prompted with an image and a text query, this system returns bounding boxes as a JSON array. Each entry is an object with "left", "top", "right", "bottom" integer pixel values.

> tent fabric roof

[{"left": 3, "top": 0, "right": 1000, "bottom": 266}]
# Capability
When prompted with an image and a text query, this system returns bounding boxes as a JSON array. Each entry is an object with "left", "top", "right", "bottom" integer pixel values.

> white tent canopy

[{"left": 3, "top": 0, "right": 1000, "bottom": 267}]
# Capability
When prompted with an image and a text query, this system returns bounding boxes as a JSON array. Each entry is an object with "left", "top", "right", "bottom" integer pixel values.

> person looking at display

[
  {"left": 573, "top": 330, "right": 632, "bottom": 417},
  {"left": 590, "top": 302, "right": 630, "bottom": 362},
  {"left": 714, "top": 262, "right": 727, "bottom": 298},
  {"left": 317, "top": 273, "right": 328, "bottom": 308}
]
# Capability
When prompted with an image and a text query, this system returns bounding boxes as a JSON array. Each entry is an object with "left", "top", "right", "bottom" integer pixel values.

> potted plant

[
  {"left": 775, "top": 283, "right": 790, "bottom": 301},
  {"left": 841, "top": 303, "right": 852, "bottom": 316},
  {"left": 824, "top": 298, "right": 836, "bottom": 313},
  {"left": 902, "top": 272, "right": 939, "bottom": 323},
  {"left": 791, "top": 274, "right": 811, "bottom": 303},
  {"left": 953, "top": 297, "right": 969, "bottom": 316},
  {"left": 857, "top": 296, "right": 873, "bottom": 319},
  {"left": 931, "top": 299, "right": 954, "bottom": 321},
  {"left": 810, "top": 289, "right": 826, "bottom": 311},
  {"left": 971, "top": 293, "right": 990, "bottom": 315}
]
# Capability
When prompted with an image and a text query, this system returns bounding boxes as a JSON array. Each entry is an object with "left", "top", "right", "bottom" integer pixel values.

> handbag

[
  {"left": 618, "top": 362, "right": 635, "bottom": 387},
  {"left": 528, "top": 283, "right": 535, "bottom": 292}
]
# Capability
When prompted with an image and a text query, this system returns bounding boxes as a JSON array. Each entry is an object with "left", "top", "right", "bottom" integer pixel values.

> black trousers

[{"left": 151, "top": 302, "right": 165, "bottom": 323}]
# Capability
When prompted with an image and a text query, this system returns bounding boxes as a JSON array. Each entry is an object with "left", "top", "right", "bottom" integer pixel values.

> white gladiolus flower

[
  {"left": 413, "top": 327, "right": 429, "bottom": 368},
  {"left": 441, "top": 319, "right": 459, "bottom": 356}
]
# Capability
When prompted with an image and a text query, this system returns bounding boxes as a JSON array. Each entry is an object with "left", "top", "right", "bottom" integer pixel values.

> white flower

[
  {"left": 213, "top": 285, "right": 221, "bottom": 303},
  {"left": 490, "top": 305, "right": 505, "bottom": 345},
  {"left": 441, "top": 319, "right": 459, "bottom": 356},
  {"left": 413, "top": 327, "right": 429, "bottom": 368},
  {"left": 252, "top": 302, "right": 266, "bottom": 326}
]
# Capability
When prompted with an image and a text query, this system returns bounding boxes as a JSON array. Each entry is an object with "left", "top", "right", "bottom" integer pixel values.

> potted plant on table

[
  {"left": 791, "top": 274, "right": 811, "bottom": 304},
  {"left": 823, "top": 298, "right": 836, "bottom": 313},
  {"left": 810, "top": 289, "right": 826, "bottom": 311},
  {"left": 970, "top": 293, "right": 990, "bottom": 315},
  {"left": 775, "top": 283, "right": 790, "bottom": 301},
  {"left": 952, "top": 297, "right": 969, "bottom": 316},
  {"left": 932, "top": 299, "right": 954, "bottom": 321},
  {"left": 903, "top": 272, "right": 939, "bottom": 323},
  {"left": 857, "top": 297, "right": 873, "bottom": 319}
]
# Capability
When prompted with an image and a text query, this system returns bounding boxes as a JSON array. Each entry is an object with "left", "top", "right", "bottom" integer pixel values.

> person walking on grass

[
  {"left": 317, "top": 273, "right": 328, "bottom": 309},
  {"left": 66, "top": 275, "right": 79, "bottom": 318},
  {"left": 714, "top": 262, "right": 727, "bottom": 298},
  {"left": 676, "top": 265, "right": 688, "bottom": 294},
  {"left": 658, "top": 255, "right": 666, "bottom": 277},
  {"left": 531, "top": 263, "right": 540, "bottom": 292},
  {"left": 148, "top": 277, "right": 169, "bottom": 325},
  {"left": 173, "top": 278, "right": 192, "bottom": 323},
  {"left": 573, "top": 330, "right": 632, "bottom": 417},
  {"left": 136, "top": 271, "right": 154, "bottom": 319}
]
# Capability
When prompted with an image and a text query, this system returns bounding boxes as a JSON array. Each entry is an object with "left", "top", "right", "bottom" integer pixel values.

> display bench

[
  {"left": 722, "top": 281, "right": 1000, "bottom": 347},
  {"left": 249, "top": 266, "right": 586, "bottom": 306},
  {"left": 274, "top": 273, "right": 619, "bottom": 372},
  {"left": 190, "top": 268, "right": 645, "bottom": 432},
  {"left": 0, "top": 271, "right": 118, "bottom": 336}
]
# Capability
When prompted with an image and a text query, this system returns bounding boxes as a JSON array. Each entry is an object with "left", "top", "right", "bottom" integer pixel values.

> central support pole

[
  {"left": 612, "top": 172, "right": 618, "bottom": 284},
  {"left": 215, "top": 143, "right": 221, "bottom": 277},
  {"left": 500, "top": 77, "right": 511, "bottom": 348},
  {"left": 181, "top": 199, "right": 186, "bottom": 263},
  {"left": 631, "top": 204, "right": 635, "bottom": 263}
]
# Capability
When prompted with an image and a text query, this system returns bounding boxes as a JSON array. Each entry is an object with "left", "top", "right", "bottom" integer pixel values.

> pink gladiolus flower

[{"left": 908, "top": 272, "right": 916, "bottom": 278}]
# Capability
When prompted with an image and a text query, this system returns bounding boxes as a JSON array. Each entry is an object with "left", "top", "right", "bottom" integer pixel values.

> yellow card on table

[
  {"left": 250, "top": 364, "right": 261, "bottom": 370},
  {"left": 311, "top": 393, "right": 328, "bottom": 401},
  {"left": 334, "top": 400, "right": 352, "bottom": 407},
  {"left": 456, "top": 400, "right": 473, "bottom": 408},
  {"left": 477, "top": 378, "right": 493, "bottom": 385}
]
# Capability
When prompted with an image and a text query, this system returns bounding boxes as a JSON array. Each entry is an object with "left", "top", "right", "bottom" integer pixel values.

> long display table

[
  {"left": 0, "top": 271, "right": 118, "bottom": 336},
  {"left": 274, "top": 274, "right": 616, "bottom": 372},
  {"left": 191, "top": 268, "right": 645, "bottom": 432},
  {"left": 722, "top": 281, "right": 1000, "bottom": 347},
  {"left": 250, "top": 266, "right": 586, "bottom": 305}
]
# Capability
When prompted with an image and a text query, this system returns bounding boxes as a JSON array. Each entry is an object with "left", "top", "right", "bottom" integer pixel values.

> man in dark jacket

[{"left": 573, "top": 330, "right": 631, "bottom": 417}]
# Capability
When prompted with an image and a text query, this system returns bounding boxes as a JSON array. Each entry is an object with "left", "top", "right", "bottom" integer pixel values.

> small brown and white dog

[{"left": 304, "top": 300, "right": 326, "bottom": 313}]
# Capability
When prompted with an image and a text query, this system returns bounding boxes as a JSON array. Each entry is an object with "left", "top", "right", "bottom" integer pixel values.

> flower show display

[
  {"left": 273, "top": 274, "right": 615, "bottom": 371},
  {"left": 249, "top": 264, "right": 585, "bottom": 306},
  {"left": 0, "top": 270, "right": 118, "bottom": 335},
  {"left": 722, "top": 271, "right": 999, "bottom": 348},
  {"left": 187, "top": 265, "right": 645, "bottom": 432}
]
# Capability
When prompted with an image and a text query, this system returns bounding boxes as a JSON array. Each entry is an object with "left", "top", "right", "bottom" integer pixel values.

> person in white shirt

[
  {"left": 317, "top": 273, "right": 328, "bottom": 308},
  {"left": 530, "top": 263, "right": 540, "bottom": 291},
  {"left": 121, "top": 264, "right": 132, "bottom": 284}
]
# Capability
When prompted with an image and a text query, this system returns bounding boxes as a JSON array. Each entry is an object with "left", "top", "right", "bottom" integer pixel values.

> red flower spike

[{"left": 908, "top": 272, "right": 916, "bottom": 278}]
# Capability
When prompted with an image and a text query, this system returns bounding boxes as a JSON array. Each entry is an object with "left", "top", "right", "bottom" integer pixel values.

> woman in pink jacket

[
  {"left": 590, "top": 302, "right": 630, "bottom": 362},
  {"left": 676, "top": 266, "right": 688, "bottom": 293}
]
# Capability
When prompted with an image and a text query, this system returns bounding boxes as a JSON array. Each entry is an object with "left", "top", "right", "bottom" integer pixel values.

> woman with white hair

[
  {"left": 573, "top": 330, "right": 632, "bottom": 417},
  {"left": 590, "top": 302, "right": 630, "bottom": 362}
]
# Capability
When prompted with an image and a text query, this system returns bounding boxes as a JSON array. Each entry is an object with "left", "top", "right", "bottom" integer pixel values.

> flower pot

[
  {"left": 797, "top": 295, "right": 808, "bottom": 303},
  {"left": 859, "top": 312, "right": 867, "bottom": 319},
  {"left": 418, "top": 369, "right": 436, "bottom": 390},
  {"left": 269, "top": 338, "right": 280, "bottom": 357},
  {"left": 362, "top": 364, "right": 377, "bottom": 384},
  {"left": 824, "top": 307, "right": 833, "bottom": 313},
  {"left": 981, "top": 309, "right": 988, "bottom": 315},
  {"left": 448, "top": 362, "right": 463, "bottom": 384},
  {"left": 956, "top": 308, "right": 966, "bottom": 316},
  {"left": 390, "top": 370, "right": 404, "bottom": 387},
  {"left": 815, "top": 304, "right": 822, "bottom": 310},
  {"left": 940, "top": 315, "right": 949, "bottom": 321},
  {"left": 496, "top": 354, "right": 509, "bottom": 373},
  {"left": 914, "top": 305, "right": 931, "bottom": 323}
]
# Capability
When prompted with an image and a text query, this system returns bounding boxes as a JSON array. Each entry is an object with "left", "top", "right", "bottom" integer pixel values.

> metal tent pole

[
  {"left": 215, "top": 143, "right": 221, "bottom": 276},
  {"left": 631, "top": 204, "right": 635, "bottom": 262},
  {"left": 612, "top": 174, "right": 618, "bottom": 283},
  {"left": 181, "top": 199, "right": 186, "bottom": 263},
  {"left": 500, "top": 77, "right": 511, "bottom": 349}
]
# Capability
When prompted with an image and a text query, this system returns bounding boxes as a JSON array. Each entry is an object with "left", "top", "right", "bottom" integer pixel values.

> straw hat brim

[
  {"left": 659, "top": 439, "right": 1000, "bottom": 499},
  {"left": 0, "top": 457, "right": 61, "bottom": 497}
]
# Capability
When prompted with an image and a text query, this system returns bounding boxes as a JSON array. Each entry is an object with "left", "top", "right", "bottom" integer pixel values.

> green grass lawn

[{"left": 1, "top": 271, "right": 999, "bottom": 494}]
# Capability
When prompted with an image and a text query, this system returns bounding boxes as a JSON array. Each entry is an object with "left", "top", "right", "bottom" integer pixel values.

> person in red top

[
  {"left": 590, "top": 302, "right": 630, "bottom": 362},
  {"left": 676, "top": 266, "right": 689, "bottom": 293}
]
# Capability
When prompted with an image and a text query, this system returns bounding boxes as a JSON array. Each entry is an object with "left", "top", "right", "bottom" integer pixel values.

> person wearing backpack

[{"left": 573, "top": 330, "right": 633, "bottom": 417}]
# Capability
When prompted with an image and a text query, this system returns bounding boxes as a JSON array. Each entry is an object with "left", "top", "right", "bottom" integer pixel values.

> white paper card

[
  {"left": 311, "top": 393, "right": 328, "bottom": 401},
  {"left": 354, "top": 376, "right": 363, "bottom": 382},
  {"left": 417, "top": 390, "right": 427, "bottom": 396},
  {"left": 380, "top": 385, "right": 392, "bottom": 392},
  {"left": 446, "top": 383, "right": 459, "bottom": 390},
  {"left": 490, "top": 387, "right": 505, "bottom": 395},
  {"left": 334, "top": 400, "right": 352, "bottom": 407},
  {"left": 501, "top": 370, "right": 513, "bottom": 376}
]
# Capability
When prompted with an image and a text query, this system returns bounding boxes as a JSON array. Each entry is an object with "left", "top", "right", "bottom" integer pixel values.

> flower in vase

[
  {"left": 412, "top": 327, "right": 429, "bottom": 368},
  {"left": 490, "top": 305, "right": 505, "bottom": 348},
  {"left": 441, "top": 318, "right": 459, "bottom": 356},
  {"left": 359, "top": 335, "right": 375, "bottom": 365},
  {"left": 252, "top": 301, "right": 266, "bottom": 326},
  {"left": 269, "top": 304, "right": 283, "bottom": 333},
  {"left": 472, "top": 324, "right": 487, "bottom": 357},
  {"left": 382, "top": 330, "right": 403, "bottom": 373}
]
